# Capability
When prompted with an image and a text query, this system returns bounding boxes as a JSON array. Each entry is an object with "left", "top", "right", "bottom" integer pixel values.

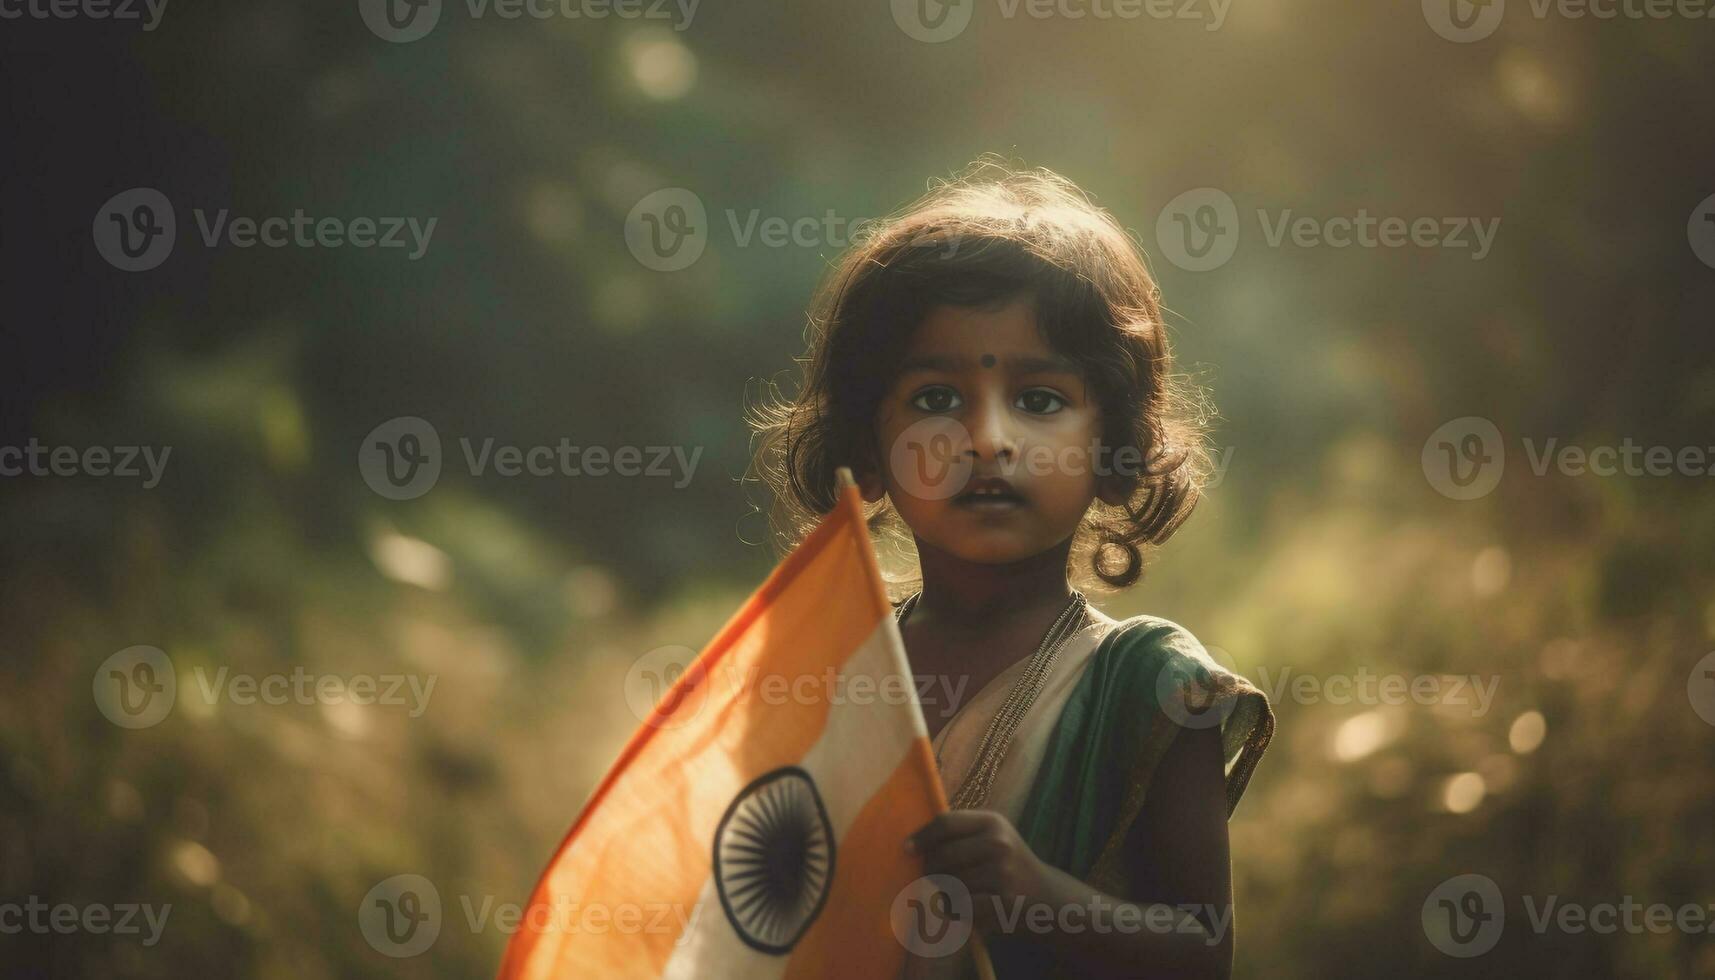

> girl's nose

[{"left": 964, "top": 395, "right": 1018, "bottom": 463}]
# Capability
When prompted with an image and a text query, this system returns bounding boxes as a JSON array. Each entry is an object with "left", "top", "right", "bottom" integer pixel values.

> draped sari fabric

[{"left": 906, "top": 614, "right": 1275, "bottom": 979}]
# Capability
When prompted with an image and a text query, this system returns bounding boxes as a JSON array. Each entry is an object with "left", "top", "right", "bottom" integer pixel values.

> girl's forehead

[
  {"left": 904, "top": 297, "right": 1053, "bottom": 358},
  {"left": 896, "top": 311, "right": 1083, "bottom": 381}
]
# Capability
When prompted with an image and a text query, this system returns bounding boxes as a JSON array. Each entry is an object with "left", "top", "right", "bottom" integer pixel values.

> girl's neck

[{"left": 911, "top": 537, "right": 1076, "bottom": 628}]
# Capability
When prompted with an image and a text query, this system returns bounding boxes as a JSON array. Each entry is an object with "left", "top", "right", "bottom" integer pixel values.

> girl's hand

[{"left": 905, "top": 809, "right": 1053, "bottom": 934}]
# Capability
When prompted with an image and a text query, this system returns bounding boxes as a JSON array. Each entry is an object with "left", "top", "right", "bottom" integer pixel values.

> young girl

[{"left": 749, "top": 160, "right": 1274, "bottom": 979}]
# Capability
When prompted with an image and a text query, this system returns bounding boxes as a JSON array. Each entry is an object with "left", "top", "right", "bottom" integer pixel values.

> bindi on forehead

[{"left": 980, "top": 353, "right": 997, "bottom": 368}]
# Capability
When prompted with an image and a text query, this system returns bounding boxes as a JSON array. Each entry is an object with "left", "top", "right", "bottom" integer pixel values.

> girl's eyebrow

[{"left": 898, "top": 353, "right": 1081, "bottom": 374}]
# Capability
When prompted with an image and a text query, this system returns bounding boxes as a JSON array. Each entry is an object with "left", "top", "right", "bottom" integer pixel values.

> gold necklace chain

[{"left": 895, "top": 590, "right": 1089, "bottom": 810}]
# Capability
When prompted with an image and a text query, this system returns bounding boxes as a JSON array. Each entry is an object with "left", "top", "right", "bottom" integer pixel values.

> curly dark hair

[{"left": 747, "top": 157, "right": 1213, "bottom": 592}]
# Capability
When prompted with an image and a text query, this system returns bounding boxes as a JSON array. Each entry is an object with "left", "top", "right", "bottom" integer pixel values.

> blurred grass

[{"left": 3, "top": 0, "right": 1715, "bottom": 976}]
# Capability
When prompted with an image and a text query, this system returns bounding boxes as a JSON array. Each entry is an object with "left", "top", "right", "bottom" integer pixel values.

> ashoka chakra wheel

[{"left": 712, "top": 765, "right": 836, "bottom": 954}]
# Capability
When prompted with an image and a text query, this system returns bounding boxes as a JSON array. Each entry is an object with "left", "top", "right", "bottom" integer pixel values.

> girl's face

[{"left": 870, "top": 294, "right": 1109, "bottom": 566}]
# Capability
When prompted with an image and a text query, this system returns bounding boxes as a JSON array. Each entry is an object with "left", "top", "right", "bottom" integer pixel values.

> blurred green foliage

[{"left": 3, "top": 0, "right": 1714, "bottom": 977}]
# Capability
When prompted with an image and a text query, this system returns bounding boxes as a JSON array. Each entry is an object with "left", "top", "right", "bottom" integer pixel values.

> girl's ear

[
  {"left": 857, "top": 466, "right": 887, "bottom": 503},
  {"left": 1095, "top": 473, "right": 1131, "bottom": 507},
  {"left": 853, "top": 441, "right": 887, "bottom": 503}
]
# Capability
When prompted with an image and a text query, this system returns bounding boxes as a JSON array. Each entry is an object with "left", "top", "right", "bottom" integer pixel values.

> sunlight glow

[
  {"left": 1442, "top": 772, "right": 1486, "bottom": 814},
  {"left": 1509, "top": 710, "right": 1547, "bottom": 754}
]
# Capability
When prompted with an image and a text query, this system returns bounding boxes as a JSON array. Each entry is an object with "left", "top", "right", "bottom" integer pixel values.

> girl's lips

[
  {"left": 952, "top": 480, "right": 1027, "bottom": 510},
  {"left": 952, "top": 494, "right": 1026, "bottom": 512}
]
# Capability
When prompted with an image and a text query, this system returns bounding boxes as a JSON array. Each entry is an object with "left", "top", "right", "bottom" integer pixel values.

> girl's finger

[
  {"left": 917, "top": 835, "right": 1004, "bottom": 875},
  {"left": 906, "top": 809, "right": 998, "bottom": 853}
]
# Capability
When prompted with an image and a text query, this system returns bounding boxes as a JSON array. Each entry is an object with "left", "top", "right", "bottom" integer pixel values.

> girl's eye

[
  {"left": 1015, "top": 388, "right": 1067, "bottom": 414},
  {"left": 909, "top": 386, "right": 962, "bottom": 413}
]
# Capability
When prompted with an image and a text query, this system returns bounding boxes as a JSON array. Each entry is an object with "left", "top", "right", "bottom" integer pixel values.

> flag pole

[{"left": 833, "top": 467, "right": 1000, "bottom": 980}]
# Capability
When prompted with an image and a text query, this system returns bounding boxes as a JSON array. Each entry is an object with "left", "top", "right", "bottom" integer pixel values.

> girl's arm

[{"left": 910, "top": 723, "right": 1234, "bottom": 979}]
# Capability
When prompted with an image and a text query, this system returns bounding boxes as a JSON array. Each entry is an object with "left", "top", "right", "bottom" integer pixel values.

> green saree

[
  {"left": 1015, "top": 615, "right": 1274, "bottom": 888},
  {"left": 909, "top": 613, "right": 1275, "bottom": 979}
]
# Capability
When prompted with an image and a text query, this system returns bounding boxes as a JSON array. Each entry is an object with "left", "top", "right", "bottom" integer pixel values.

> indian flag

[{"left": 499, "top": 472, "right": 953, "bottom": 979}]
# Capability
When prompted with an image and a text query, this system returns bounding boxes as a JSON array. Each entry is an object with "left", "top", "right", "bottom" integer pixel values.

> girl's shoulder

[
  {"left": 1087, "top": 609, "right": 1221, "bottom": 675},
  {"left": 1081, "top": 609, "right": 1259, "bottom": 726},
  {"left": 1079, "top": 607, "right": 1276, "bottom": 816}
]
